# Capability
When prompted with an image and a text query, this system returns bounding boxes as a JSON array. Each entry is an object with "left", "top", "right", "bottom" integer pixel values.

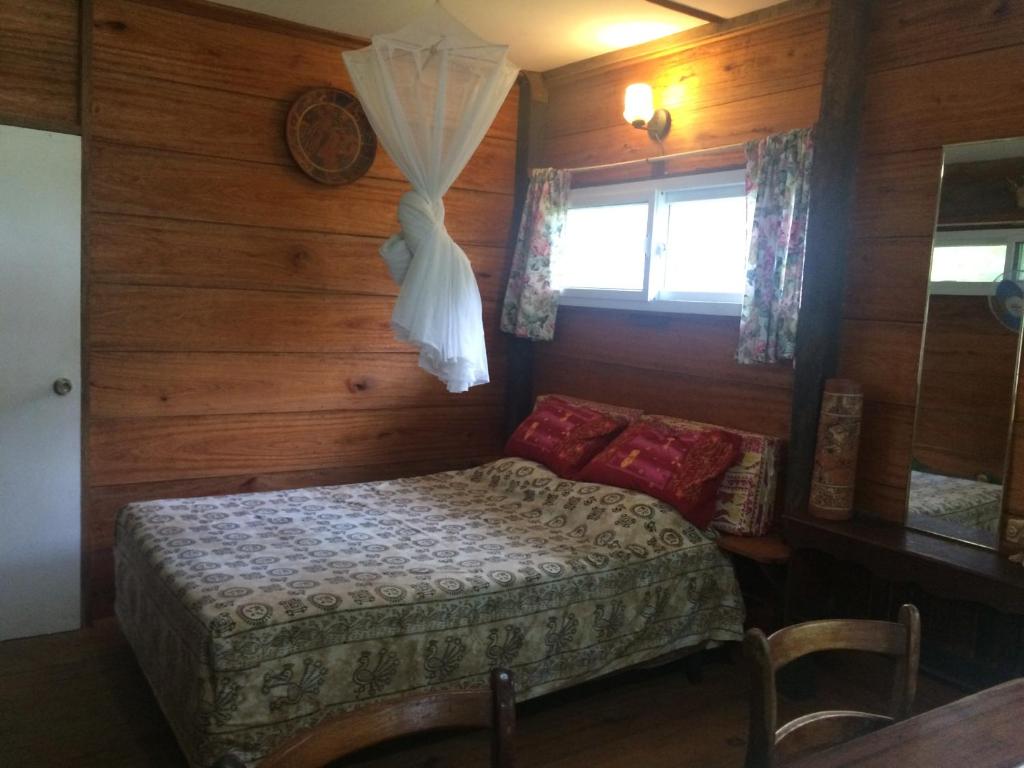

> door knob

[{"left": 52, "top": 378, "right": 73, "bottom": 396}]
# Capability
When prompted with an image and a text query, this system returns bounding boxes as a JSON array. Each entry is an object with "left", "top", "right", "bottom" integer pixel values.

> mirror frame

[{"left": 904, "top": 137, "right": 1024, "bottom": 551}]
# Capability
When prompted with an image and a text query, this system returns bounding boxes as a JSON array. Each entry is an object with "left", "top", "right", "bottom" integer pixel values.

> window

[
  {"left": 555, "top": 170, "right": 748, "bottom": 315},
  {"left": 930, "top": 229, "right": 1024, "bottom": 295}
]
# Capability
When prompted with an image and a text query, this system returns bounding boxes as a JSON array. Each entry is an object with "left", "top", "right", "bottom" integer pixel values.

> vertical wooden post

[
  {"left": 79, "top": 0, "right": 94, "bottom": 626},
  {"left": 503, "top": 72, "right": 548, "bottom": 438},
  {"left": 784, "top": 1, "right": 872, "bottom": 517}
]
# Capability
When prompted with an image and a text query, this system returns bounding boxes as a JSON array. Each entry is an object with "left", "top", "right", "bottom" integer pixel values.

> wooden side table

[{"left": 717, "top": 533, "right": 792, "bottom": 632}]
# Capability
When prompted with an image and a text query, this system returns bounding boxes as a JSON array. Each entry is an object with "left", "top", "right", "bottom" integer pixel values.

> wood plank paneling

[
  {"left": 535, "top": 352, "right": 791, "bottom": 437},
  {"left": 539, "top": 308, "right": 793, "bottom": 390},
  {"left": 851, "top": 149, "right": 944, "bottom": 239},
  {"left": 0, "top": 0, "right": 80, "bottom": 131},
  {"left": 544, "top": 11, "right": 827, "bottom": 138},
  {"left": 856, "top": 402, "right": 915, "bottom": 495},
  {"left": 89, "top": 0, "right": 518, "bottom": 141},
  {"left": 81, "top": 0, "right": 518, "bottom": 618},
  {"left": 89, "top": 351, "right": 505, "bottom": 418},
  {"left": 89, "top": 141, "right": 514, "bottom": 246},
  {"left": 912, "top": 295, "right": 1018, "bottom": 479},
  {"left": 867, "top": 0, "right": 1024, "bottom": 73},
  {"left": 843, "top": 237, "right": 932, "bottom": 324},
  {"left": 89, "top": 284, "right": 501, "bottom": 353},
  {"left": 90, "top": 284, "right": 398, "bottom": 353},
  {"left": 89, "top": 405, "right": 503, "bottom": 485},
  {"left": 88, "top": 214, "right": 508, "bottom": 301},
  {"left": 839, "top": 320, "right": 922, "bottom": 407},
  {"left": 543, "top": 85, "right": 822, "bottom": 170},
  {"left": 861, "top": 44, "right": 1024, "bottom": 156},
  {"left": 90, "top": 69, "right": 516, "bottom": 193}
]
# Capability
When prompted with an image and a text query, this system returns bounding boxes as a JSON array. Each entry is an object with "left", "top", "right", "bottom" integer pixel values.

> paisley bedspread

[{"left": 114, "top": 458, "right": 744, "bottom": 766}]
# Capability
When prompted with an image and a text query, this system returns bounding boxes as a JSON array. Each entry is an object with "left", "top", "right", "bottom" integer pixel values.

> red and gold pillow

[
  {"left": 643, "top": 414, "right": 783, "bottom": 536},
  {"left": 505, "top": 396, "right": 628, "bottom": 478},
  {"left": 577, "top": 420, "right": 742, "bottom": 529}
]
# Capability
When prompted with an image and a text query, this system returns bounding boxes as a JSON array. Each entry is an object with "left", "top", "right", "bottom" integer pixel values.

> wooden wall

[
  {"left": 81, "top": 0, "right": 518, "bottom": 617},
  {"left": 0, "top": 0, "right": 80, "bottom": 132},
  {"left": 914, "top": 295, "right": 1017, "bottom": 481},
  {"left": 838, "top": 0, "right": 1024, "bottom": 528},
  {"left": 533, "top": 1, "right": 829, "bottom": 438}
]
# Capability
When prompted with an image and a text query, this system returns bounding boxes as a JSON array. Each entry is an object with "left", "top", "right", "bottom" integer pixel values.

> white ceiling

[{"left": 211, "top": 0, "right": 786, "bottom": 71}]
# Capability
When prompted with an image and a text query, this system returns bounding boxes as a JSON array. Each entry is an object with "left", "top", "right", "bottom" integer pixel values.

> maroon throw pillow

[
  {"left": 577, "top": 420, "right": 742, "bottom": 529},
  {"left": 505, "top": 396, "right": 627, "bottom": 478}
]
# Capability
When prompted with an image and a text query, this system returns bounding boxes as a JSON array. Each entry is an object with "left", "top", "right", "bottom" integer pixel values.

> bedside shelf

[{"left": 784, "top": 513, "right": 1024, "bottom": 616}]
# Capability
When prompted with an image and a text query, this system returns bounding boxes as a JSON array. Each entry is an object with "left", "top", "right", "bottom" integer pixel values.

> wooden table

[{"left": 788, "top": 678, "right": 1024, "bottom": 767}]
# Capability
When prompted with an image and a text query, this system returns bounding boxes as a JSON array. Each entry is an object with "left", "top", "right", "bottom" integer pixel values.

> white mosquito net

[{"left": 343, "top": 4, "right": 519, "bottom": 392}]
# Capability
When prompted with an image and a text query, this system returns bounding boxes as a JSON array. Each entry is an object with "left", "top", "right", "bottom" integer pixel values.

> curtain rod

[{"left": 557, "top": 142, "right": 746, "bottom": 175}]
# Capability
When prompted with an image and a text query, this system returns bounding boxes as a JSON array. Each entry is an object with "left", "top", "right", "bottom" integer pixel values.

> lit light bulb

[{"left": 623, "top": 83, "right": 655, "bottom": 128}]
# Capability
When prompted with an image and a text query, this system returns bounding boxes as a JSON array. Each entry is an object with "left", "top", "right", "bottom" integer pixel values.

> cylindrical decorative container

[{"left": 809, "top": 378, "right": 864, "bottom": 520}]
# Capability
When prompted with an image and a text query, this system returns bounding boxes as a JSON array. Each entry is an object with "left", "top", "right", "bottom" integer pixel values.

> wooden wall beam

[
  {"left": 784, "top": 0, "right": 872, "bottom": 517},
  {"left": 503, "top": 71, "right": 548, "bottom": 437}
]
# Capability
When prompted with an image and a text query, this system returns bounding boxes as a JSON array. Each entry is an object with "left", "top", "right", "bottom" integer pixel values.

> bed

[
  {"left": 907, "top": 470, "right": 1002, "bottom": 534},
  {"left": 115, "top": 456, "right": 745, "bottom": 766}
]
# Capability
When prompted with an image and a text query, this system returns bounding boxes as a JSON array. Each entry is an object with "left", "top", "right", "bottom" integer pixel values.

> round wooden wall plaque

[{"left": 286, "top": 88, "right": 377, "bottom": 185}]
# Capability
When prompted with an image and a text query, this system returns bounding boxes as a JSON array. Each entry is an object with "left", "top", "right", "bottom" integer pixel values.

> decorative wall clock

[{"left": 285, "top": 88, "right": 377, "bottom": 185}]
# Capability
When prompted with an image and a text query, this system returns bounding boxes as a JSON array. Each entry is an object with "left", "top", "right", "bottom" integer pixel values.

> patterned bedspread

[
  {"left": 115, "top": 458, "right": 744, "bottom": 766},
  {"left": 908, "top": 470, "right": 1002, "bottom": 533}
]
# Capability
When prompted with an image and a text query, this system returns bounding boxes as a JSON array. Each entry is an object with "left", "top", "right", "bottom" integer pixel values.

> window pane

[
  {"left": 662, "top": 194, "right": 747, "bottom": 295},
  {"left": 557, "top": 203, "right": 648, "bottom": 291},
  {"left": 931, "top": 245, "right": 1007, "bottom": 282}
]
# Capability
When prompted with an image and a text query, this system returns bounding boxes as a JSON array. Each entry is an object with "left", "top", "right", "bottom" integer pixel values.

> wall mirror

[{"left": 906, "top": 137, "right": 1024, "bottom": 550}]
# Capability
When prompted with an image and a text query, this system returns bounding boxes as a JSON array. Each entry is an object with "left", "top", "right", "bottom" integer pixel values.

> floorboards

[{"left": 0, "top": 619, "right": 961, "bottom": 767}]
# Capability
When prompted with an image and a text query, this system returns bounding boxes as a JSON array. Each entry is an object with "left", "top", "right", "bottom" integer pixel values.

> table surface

[{"left": 787, "top": 678, "right": 1024, "bottom": 767}]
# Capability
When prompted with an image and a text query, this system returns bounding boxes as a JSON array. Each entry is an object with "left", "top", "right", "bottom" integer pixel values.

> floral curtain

[
  {"left": 501, "top": 168, "right": 571, "bottom": 341},
  {"left": 736, "top": 127, "right": 815, "bottom": 365}
]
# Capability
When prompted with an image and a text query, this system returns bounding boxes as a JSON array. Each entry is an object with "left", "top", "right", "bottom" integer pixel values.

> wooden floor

[{"left": 0, "top": 619, "right": 961, "bottom": 767}]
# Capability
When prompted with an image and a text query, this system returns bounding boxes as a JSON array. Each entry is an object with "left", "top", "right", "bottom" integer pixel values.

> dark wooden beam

[
  {"left": 503, "top": 72, "right": 548, "bottom": 439},
  {"left": 784, "top": 0, "right": 872, "bottom": 517},
  {"left": 645, "top": 0, "right": 726, "bottom": 24}
]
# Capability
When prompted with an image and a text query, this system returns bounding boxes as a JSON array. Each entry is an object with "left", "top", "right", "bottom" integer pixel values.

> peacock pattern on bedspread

[{"left": 115, "top": 457, "right": 744, "bottom": 766}]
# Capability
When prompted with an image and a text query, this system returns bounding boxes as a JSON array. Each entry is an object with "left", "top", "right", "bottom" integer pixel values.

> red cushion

[
  {"left": 505, "top": 397, "right": 627, "bottom": 478},
  {"left": 576, "top": 421, "right": 742, "bottom": 529}
]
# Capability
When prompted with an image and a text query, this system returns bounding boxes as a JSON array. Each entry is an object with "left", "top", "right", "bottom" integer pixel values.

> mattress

[
  {"left": 115, "top": 457, "right": 744, "bottom": 766},
  {"left": 908, "top": 470, "right": 1002, "bottom": 533}
]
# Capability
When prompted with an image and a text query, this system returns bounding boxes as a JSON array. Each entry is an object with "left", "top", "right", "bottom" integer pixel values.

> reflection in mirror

[{"left": 907, "top": 138, "right": 1024, "bottom": 550}]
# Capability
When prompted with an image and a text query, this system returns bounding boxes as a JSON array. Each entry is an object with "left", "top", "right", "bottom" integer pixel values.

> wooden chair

[
  {"left": 743, "top": 604, "right": 920, "bottom": 768},
  {"left": 213, "top": 668, "right": 517, "bottom": 768}
]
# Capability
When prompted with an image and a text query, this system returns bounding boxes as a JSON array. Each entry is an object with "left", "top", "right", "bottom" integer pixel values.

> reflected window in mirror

[{"left": 907, "top": 137, "right": 1024, "bottom": 551}]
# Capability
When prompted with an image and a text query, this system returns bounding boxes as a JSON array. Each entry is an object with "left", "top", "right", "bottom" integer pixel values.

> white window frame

[
  {"left": 929, "top": 228, "right": 1024, "bottom": 296},
  {"left": 558, "top": 169, "right": 746, "bottom": 316}
]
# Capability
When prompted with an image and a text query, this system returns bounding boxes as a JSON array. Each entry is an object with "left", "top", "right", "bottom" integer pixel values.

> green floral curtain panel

[
  {"left": 501, "top": 168, "right": 571, "bottom": 341},
  {"left": 736, "top": 127, "right": 815, "bottom": 365}
]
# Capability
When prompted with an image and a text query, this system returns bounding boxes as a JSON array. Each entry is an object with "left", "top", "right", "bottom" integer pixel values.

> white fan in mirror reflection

[{"left": 988, "top": 276, "right": 1024, "bottom": 332}]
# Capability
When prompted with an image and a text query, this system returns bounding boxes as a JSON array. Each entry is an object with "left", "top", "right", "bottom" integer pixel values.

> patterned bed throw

[
  {"left": 115, "top": 458, "right": 743, "bottom": 766},
  {"left": 908, "top": 470, "right": 1002, "bottom": 533}
]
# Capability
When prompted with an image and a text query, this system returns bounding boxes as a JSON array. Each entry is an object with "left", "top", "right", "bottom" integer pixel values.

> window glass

[
  {"left": 558, "top": 203, "right": 648, "bottom": 291},
  {"left": 930, "top": 244, "right": 1007, "bottom": 283},
  {"left": 662, "top": 192, "right": 747, "bottom": 295}
]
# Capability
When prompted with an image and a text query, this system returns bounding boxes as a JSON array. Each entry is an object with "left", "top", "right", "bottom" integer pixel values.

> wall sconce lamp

[{"left": 623, "top": 83, "right": 671, "bottom": 142}]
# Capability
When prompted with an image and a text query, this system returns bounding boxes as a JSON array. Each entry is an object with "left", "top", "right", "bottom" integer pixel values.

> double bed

[{"left": 116, "top": 456, "right": 746, "bottom": 766}]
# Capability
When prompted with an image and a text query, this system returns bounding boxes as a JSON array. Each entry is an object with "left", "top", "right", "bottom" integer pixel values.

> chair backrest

[
  {"left": 213, "top": 668, "right": 516, "bottom": 768},
  {"left": 744, "top": 603, "right": 920, "bottom": 768}
]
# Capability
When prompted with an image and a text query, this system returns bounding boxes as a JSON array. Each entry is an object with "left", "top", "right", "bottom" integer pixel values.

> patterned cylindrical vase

[{"left": 808, "top": 378, "right": 864, "bottom": 520}]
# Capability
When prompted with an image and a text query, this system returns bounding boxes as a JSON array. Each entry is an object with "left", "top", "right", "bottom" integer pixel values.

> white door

[{"left": 0, "top": 125, "right": 82, "bottom": 640}]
